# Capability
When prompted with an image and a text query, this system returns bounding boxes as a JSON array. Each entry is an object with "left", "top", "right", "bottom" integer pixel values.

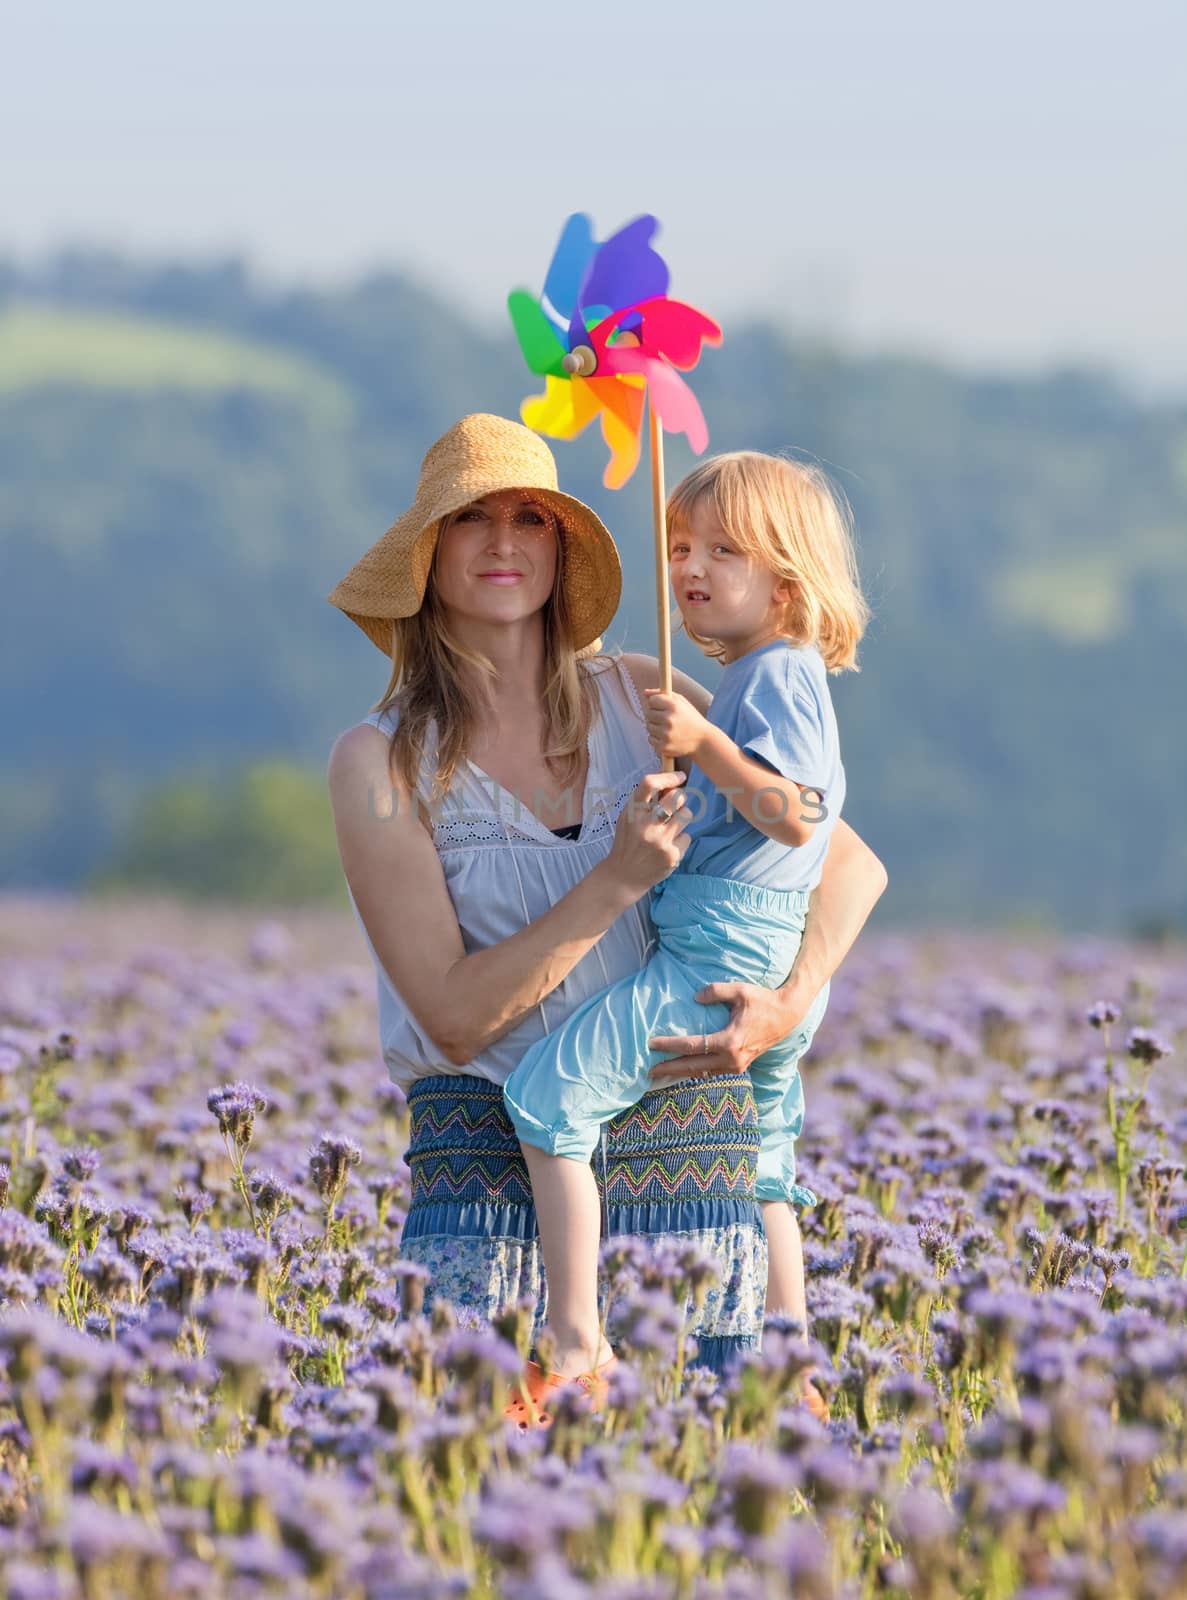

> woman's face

[{"left": 432, "top": 491, "right": 560, "bottom": 630}]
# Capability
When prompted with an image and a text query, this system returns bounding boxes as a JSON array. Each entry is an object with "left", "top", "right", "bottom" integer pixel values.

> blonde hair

[
  {"left": 370, "top": 505, "right": 600, "bottom": 803},
  {"left": 667, "top": 451, "right": 871, "bottom": 671}
]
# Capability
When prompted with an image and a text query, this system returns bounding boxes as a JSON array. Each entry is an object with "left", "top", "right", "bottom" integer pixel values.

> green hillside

[
  {"left": 0, "top": 301, "right": 353, "bottom": 423},
  {"left": 2, "top": 250, "right": 1185, "bottom": 934}
]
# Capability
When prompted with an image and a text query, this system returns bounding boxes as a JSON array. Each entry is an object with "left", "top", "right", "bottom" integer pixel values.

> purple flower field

[{"left": 1, "top": 894, "right": 1185, "bottom": 1599}]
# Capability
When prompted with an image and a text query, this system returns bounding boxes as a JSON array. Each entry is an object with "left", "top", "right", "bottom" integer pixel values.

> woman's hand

[
  {"left": 642, "top": 689, "right": 712, "bottom": 761},
  {"left": 598, "top": 770, "right": 691, "bottom": 903},
  {"left": 648, "top": 978, "right": 811, "bottom": 1082}
]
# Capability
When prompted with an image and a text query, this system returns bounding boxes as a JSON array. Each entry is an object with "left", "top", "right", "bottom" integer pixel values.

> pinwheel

[{"left": 509, "top": 212, "right": 722, "bottom": 752}]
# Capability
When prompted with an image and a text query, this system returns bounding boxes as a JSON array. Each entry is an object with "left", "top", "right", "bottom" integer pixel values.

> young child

[{"left": 502, "top": 449, "right": 869, "bottom": 1421}]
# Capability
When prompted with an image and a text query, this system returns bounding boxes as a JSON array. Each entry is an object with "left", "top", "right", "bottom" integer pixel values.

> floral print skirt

[{"left": 400, "top": 1073, "right": 771, "bottom": 1375}]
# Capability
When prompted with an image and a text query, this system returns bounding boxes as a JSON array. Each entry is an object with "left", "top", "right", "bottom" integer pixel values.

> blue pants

[{"left": 503, "top": 872, "right": 829, "bottom": 1205}]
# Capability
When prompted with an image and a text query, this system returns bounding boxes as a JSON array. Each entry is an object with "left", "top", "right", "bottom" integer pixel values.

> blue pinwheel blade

[{"left": 542, "top": 213, "right": 596, "bottom": 326}]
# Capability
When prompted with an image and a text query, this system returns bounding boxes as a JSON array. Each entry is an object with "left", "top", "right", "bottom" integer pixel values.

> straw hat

[{"left": 327, "top": 414, "right": 622, "bottom": 656}]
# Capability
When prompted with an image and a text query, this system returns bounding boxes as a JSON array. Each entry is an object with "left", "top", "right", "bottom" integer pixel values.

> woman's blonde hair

[
  {"left": 667, "top": 451, "right": 871, "bottom": 671},
  {"left": 370, "top": 504, "right": 600, "bottom": 804}
]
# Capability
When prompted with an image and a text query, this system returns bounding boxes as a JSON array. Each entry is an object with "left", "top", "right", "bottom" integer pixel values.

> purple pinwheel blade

[
  {"left": 542, "top": 213, "right": 596, "bottom": 325},
  {"left": 579, "top": 214, "right": 669, "bottom": 317}
]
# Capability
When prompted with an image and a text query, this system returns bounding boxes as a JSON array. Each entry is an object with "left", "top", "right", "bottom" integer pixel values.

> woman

[{"left": 326, "top": 413, "right": 887, "bottom": 1383}]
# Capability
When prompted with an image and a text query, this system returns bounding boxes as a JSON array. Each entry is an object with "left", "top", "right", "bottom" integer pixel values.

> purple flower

[
  {"left": 892, "top": 1485, "right": 955, "bottom": 1548},
  {"left": 1128, "top": 1028, "right": 1174, "bottom": 1065},
  {"left": 1086, "top": 1001, "right": 1122, "bottom": 1028},
  {"left": 206, "top": 1081, "right": 267, "bottom": 1149},
  {"left": 958, "top": 1460, "right": 1067, "bottom": 1525},
  {"left": 308, "top": 1134, "right": 363, "bottom": 1204},
  {"left": 60, "top": 1148, "right": 100, "bottom": 1182}
]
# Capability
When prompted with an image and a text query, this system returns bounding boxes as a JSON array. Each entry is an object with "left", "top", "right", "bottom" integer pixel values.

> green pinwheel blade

[{"left": 508, "top": 291, "right": 568, "bottom": 377}]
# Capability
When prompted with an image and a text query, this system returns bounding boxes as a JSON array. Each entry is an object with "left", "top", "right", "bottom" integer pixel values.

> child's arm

[
  {"left": 643, "top": 690, "right": 821, "bottom": 849},
  {"left": 620, "top": 654, "right": 711, "bottom": 782},
  {"left": 689, "top": 719, "right": 819, "bottom": 847}
]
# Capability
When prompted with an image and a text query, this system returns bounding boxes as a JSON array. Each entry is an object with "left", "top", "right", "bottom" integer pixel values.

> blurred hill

[{"left": 2, "top": 249, "right": 1185, "bottom": 935}]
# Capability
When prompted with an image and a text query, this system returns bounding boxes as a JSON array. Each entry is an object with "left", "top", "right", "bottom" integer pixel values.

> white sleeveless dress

[{"left": 349, "top": 653, "right": 658, "bottom": 1092}]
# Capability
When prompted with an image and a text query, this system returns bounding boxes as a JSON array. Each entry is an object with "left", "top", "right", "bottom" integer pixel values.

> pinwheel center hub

[{"left": 561, "top": 344, "right": 598, "bottom": 378}]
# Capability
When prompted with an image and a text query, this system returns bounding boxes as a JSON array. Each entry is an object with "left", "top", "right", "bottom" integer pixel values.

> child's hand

[{"left": 643, "top": 689, "right": 711, "bottom": 760}]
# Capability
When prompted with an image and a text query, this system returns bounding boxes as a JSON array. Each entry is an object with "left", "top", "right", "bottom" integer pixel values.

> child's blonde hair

[{"left": 667, "top": 450, "right": 870, "bottom": 671}]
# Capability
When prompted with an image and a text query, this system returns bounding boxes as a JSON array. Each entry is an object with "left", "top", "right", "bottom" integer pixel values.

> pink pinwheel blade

[{"left": 607, "top": 350, "right": 710, "bottom": 455}]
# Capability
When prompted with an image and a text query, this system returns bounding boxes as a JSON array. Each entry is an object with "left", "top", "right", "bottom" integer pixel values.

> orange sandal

[
  {"left": 802, "top": 1374, "right": 831, "bottom": 1423},
  {"left": 504, "top": 1356, "right": 618, "bottom": 1428}
]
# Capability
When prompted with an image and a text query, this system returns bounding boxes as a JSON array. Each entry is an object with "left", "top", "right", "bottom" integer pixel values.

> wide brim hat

[{"left": 327, "top": 413, "right": 622, "bottom": 656}]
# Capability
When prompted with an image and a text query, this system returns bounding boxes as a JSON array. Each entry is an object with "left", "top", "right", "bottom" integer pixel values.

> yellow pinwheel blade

[{"left": 520, "top": 374, "right": 600, "bottom": 440}]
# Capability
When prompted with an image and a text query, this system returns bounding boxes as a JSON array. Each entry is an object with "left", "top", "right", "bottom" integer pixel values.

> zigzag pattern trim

[
  {"left": 409, "top": 1102, "right": 511, "bottom": 1139},
  {"left": 610, "top": 1088, "right": 758, "bottom": 1137},
  {"left": 601, "top": 1154, "right": 756, "bottom": 1199},
  {"left": 412, "top": 1157, "right": 533, "bottom": 1202}
]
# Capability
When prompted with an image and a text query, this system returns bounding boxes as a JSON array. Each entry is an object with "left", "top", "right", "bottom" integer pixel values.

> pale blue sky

[{"left": 4, "top": 0, "right": 1185, "bottom": 392}]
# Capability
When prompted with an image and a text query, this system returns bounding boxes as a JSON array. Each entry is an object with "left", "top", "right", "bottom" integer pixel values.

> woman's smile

[{"left": 432, "top": 490, "right": 560, "bottom": 622}]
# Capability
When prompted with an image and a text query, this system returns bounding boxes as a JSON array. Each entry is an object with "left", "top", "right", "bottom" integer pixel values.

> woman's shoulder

[
  {"left": 607, "top": 650, "right": 714, "bottom": 716},
  {"left": 327, "top": 704, "right": 400, "bottom": 770},
  {"left": 327, "top": 704, "right": 415, "bottom": 814},
  {"left": 359, "top": 700, "right": 401, "bottom": 738},
  {"left": 579, "top": 650, "right": 645, "bottom": 718},
  {"left": 609, "top": 651, "right": 659, "bottom": 692}
]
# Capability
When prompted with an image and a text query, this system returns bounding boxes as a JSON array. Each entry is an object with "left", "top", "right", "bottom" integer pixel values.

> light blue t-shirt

[{"left": 679, "top": 639, "right": 845, "bottom": 892}]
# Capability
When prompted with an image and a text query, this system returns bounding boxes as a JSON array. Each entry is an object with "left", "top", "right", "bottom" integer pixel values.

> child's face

[{"left": 670, "top": 498, "right": 789, "bottom": 659}]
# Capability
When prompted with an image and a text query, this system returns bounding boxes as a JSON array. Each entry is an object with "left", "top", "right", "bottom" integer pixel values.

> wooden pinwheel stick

[
  {"left": 561, "top": 332, "right": 675, "bottom": 771},
  {"left": 648, "top": 400, "right": 674, "bottom": 773}
]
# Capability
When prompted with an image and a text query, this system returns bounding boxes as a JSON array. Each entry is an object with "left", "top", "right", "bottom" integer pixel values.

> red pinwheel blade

[{"left": 626, "top": 297, "right": 722, "bottom": 371}]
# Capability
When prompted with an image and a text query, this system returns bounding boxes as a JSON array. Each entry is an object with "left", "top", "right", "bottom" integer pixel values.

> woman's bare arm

[
  {"left": 328, "top": 723, "right": 690, "bottom": 1067},
  {"left": 778, "top": 817, "right": 888, "bottom": 1013}
]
